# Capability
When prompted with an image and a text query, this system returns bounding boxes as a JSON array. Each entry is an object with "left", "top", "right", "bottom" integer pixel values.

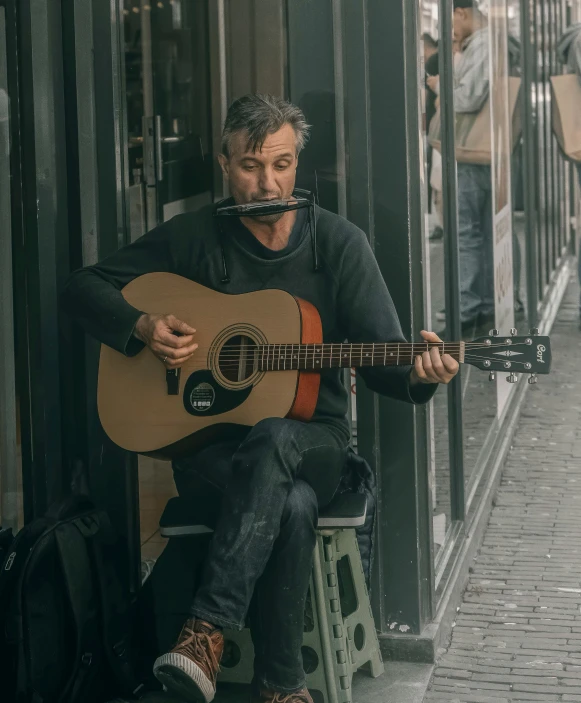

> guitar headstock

[{"left": 464, "top": 328, "right": 551, "bottom": 384}]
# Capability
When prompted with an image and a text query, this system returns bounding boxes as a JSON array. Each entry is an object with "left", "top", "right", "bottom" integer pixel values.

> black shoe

[{"left": 429, "top": 226, "right": 444, "bottom": 241}]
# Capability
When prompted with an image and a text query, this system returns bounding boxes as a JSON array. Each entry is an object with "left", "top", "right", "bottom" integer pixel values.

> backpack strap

[
  {"left": 54, "top": 520, "right": 101, "bottom": 703},
  {"left": 81, "top": 512, "right": 144, "bottom": 699},
  {"left": 9, "top": 520, "right": 53, "bottom": 701}
]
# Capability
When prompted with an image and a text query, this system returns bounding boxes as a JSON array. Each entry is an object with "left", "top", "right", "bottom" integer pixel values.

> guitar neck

[{"left": 256, "top": 342, "right": 465, "bottom": 371}]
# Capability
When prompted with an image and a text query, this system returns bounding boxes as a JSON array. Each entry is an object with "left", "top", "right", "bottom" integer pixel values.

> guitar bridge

[{"left": 166, "top": 368, "right": 181, "bottom": 395}]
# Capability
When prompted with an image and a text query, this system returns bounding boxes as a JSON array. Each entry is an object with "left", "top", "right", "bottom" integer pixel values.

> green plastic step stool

[{"left": 159, "top": 492, "right": 384, "bottom": 703}]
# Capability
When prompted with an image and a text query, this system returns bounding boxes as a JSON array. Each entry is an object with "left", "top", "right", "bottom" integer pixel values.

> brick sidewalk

[{"left": 425, "top": 276, "right": 581, "bottom": 703}]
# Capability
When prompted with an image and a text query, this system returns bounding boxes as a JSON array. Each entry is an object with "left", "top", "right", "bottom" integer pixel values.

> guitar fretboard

[{"left": 255, "top": 342, "right": 465, "bottom": 371}]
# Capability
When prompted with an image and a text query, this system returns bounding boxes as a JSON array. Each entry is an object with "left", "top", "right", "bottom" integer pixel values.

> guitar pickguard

[{"left": 183, "top": 370, "right": 252, "bottom": 417}]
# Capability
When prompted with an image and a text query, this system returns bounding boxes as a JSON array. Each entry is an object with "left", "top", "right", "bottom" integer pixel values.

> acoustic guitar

[{"left": 97, "top": 273, "right": 552, "bottom": 458}]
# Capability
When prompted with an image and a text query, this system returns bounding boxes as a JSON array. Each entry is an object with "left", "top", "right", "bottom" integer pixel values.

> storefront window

[
  {"left": 423, "top": 0, "right": 523, "bottom": 553},
  {"left": 122, "top": 0, "right": 214, "bottom": 241}
]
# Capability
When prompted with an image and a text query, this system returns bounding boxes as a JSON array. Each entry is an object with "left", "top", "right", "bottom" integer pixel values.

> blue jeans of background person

[
  {"left": 457, "top": 163, "right": 495, "bottom": 322},
  {"left": 172, "top": 418, "right": 348, "bottom": 694},
  {"left": 577, "top": 165, "right": 581, "bottom": 317}
]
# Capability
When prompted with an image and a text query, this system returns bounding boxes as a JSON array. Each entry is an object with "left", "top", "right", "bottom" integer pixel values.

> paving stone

[{"left": 425, "top": 279, "right": 581, "bottom": 703}]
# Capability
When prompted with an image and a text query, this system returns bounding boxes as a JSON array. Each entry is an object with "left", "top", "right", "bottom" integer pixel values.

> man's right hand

[{"left": 134, "top": 313, "right": 197, "bottom": 368}]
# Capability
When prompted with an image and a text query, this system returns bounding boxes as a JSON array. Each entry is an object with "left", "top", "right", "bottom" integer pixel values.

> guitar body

[{"left": 97, "top": 273, "right": 322, "bottom": 458}]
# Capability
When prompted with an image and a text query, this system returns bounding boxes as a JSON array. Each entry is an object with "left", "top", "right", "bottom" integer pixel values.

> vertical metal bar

[
  {"left": 87, "top": 0, "right": 140, "bottom": 595},
  {"left": 524, "top": 0, "right": 540, "bottom": 322},
  {"left": 140, "top": 0, "right": 157, "bottom": 228},
  {"left": 438, "top": 0, "right": 465, "bottom": 522},
  {"left": 2, "top": 0, "right": 31, "bottom": 526},
  {"left": 554, "top": 1, "right": 561, "bottom": 258},
  {"left": 209, "top": 0, "right": 228, "bottom": 198},
  {"left": 553, "top": 0, "right": 560, "bottom": 264},
  {"left": 338, "top": 0, "right": 386, "bottom": 625},
  {"left": 548, "top": 0, "right": 557, "bottom": 272},
  {"left": 0, "top": 4, "right": 19, "bottom": 532},
  {"left": 332, "top": 0, "right": 347, "bottom": 218},
  {"left": 73, "top": 0, "right": 99, "bottom": 266},
  {"left": 361, "top": 0, "right": 434, "bottom": 635},
  {"left": 541, "top": 4, "right": 551, "bottom": 287},
  {"left": 17, "top": 0, "right": 69, "bottom": 515},
  {"left": 560, "top": 0, "right": 567, "bottom": 254},
  {"left": 402, "top": 0, "right": 434, "bottom": 626},
  {"left": 140, "top": 0, "right": 154, "bottom": 116}
]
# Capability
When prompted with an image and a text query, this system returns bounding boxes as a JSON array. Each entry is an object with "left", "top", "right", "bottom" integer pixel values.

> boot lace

[
  {"left": 174, "top": 624, "right": 221, "bottom": 681},
  {"left": 273, "top": 691, "right": 312, "bottom": 703}
]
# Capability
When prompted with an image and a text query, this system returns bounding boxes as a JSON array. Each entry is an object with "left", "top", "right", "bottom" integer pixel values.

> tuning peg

[
  {"left": 510, "top": 328, "right": 518, "bottom": 336},
  {"left": 506, "top": 373, "right": 519, "bottom": 384},
  {"left": 528, "top": 374, "right": 538, "bottom": 385},
  {"left": 489, "top": 371, "right": 496, "bottom": 382},
  {"left": 530, "top": 327, "right": 539, "bottom": 335},
  {"left": 489, "top": 329, "right": 499, "bottom": 337}
]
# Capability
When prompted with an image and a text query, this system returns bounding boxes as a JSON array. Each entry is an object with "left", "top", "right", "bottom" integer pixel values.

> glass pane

[
  {"left": 422, "top": 0, "right": 453, "bottom": 557},
  {"left": 507, "top": 0, "right": 528, "bottom": 333},
  {"left": 122, "top": 0, "right": 214, "bottom": 238},
  {"left": 448, "top": 2, "right": 505, "bottom": 488},
  {"left": 0, "top": 6, "right": 22, "bottom": 532}
]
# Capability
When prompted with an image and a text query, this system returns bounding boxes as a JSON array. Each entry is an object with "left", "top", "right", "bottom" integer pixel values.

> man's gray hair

[{"left": 221, "top": 94, "right": 311, "bottom": 158}]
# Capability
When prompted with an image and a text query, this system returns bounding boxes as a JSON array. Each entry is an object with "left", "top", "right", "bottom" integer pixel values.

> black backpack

[{"left": 0, "top": 495, "right": 144, "bottom": 703}]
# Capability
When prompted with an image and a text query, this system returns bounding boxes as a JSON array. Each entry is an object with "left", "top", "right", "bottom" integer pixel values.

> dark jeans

[
  {"left": 172, "top": 417, "right": 349, "bottom": 694},
  {"left": 577, "top": 165, "right": 581, "bottom": 316},
  {"left": 457, "top": 162, "right": 523, "bottom": 319},
  {"left": 457, "top": 163, "right": 494, "bottom": 322}
]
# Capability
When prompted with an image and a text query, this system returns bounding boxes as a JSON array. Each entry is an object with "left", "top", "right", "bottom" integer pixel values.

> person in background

[
  {"left": 429, "top": 24, "right": 525, "bottom": 324},
  {"left": 428, "top": 0, "right": 494, "bottom": 332},
  {"left": 557, "top": 22, "right": 581, "bottom": 328},
  {"left": 426, "top": 40, "right": 464, "bottom": 244}
]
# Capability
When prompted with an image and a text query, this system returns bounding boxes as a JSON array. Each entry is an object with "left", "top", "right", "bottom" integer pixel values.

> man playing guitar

[{"left": 62, "top": 94, "right": 459, "bottom": 703}]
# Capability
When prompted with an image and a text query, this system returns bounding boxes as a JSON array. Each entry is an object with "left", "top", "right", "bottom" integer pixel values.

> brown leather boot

[
  {"left": 153, "top": 618, "right": 224, "bottom": 702},
  {"left": 250, "top": 687, "right": 314, "bottom": 703}
]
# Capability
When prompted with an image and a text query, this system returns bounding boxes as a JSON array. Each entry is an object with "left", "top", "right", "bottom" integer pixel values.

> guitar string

[
  {"left": 202, "top": 346, "right": 538, "bottom": 361},
  {"left": 171, "top": 345, "right": 539, "bottom": 362},
  {"left": 176, "top": 342, "right": 531, "bottom": 359},
  {"left": 168, "top": 355, "right": 540, "bottom": 372},
  {"left": 178, "top": 341, "right": 537, "bottom": 349}
]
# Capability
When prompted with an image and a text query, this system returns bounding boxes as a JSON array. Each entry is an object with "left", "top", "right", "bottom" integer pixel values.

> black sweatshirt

[{"left": 61, "top": 203, "right": 437, "bottom": 442}]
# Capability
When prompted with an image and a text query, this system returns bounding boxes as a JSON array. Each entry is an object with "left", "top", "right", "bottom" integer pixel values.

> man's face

[
  {"left": 218, "top": 124, "right": 298, "bottom": 224},
  {"left": 453, "top": 8, "right": 472, "bottom": 44}
]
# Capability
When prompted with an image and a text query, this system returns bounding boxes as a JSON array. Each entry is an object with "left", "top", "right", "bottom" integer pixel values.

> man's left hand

[{"left": 410, "top": 330, "right": 460, "bottom": 386}]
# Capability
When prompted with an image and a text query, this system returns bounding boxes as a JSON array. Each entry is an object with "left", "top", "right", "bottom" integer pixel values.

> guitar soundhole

[{"left": 218, "top": 335, "right": 258, "bottom": 383}]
